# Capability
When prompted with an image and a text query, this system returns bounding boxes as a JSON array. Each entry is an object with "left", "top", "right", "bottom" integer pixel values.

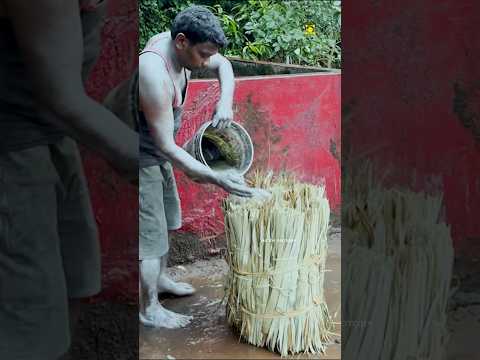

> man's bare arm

[
  {"left": 4, "top": 0, "right": 137, "bottom": 178},
  {"left": 139, "top": 53, "right": 254, "bottom": 197},
  {"left": 139, "top": 54, "right": 217, "bottom": 182},
  {"left": 206, "top": 53, "right": 235, "bottom": 129}
]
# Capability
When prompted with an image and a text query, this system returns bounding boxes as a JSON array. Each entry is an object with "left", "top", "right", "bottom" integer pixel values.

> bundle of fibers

[
  {"left": 202, "top": 129, "right": 241, "bottom": 167},
  {"left": 222, "top": 172, "right": 334, "bottom": 357},
  {"left": 342, "top": 167, "right": 454, "bottom": 360}
]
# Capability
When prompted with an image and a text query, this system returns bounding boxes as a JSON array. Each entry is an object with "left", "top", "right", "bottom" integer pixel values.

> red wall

[
  {"left": 174, "top": 73, "right": 341, "bottom": 239},
  {"left": 83, "top": 0, "right": 138, "bottom": 302},
  {"left": 343, "top": 0, "right": 480, "bottom": 256}
]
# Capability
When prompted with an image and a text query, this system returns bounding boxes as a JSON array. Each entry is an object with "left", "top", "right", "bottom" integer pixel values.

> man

[
  {"left": 139, "top": 5, "right": 268, "bottom": 328},
  {"left": 0, "top": 0, "right": 138, "bottom": 359}
]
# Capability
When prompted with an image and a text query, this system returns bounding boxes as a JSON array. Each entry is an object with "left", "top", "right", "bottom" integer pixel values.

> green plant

[
  {"left": 139, "top": 0, "right": 193, "bottom": 49},
  {"left": 139, "top": 0, "right": 341, "bottom": 68},
  {"left": 239, "top": 0, "right": 341, "bottom": 67},
  {"left": 204, "top": 4, "right": 247, "bottom": 57}
]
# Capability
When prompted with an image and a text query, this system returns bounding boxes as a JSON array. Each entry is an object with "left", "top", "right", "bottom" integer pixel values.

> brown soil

[{"left": 62, "top": 302, "right": 138, "bottom": 360}]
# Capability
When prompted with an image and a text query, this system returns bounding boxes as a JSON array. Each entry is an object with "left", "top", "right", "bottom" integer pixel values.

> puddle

[{"left": 140, "top": 231, "right": 341, "bottom": 359}]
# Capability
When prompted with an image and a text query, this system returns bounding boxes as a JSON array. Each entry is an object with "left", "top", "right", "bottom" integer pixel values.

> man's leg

[
  {"left": 157, "top": 251, "right": 195, "bottom": 296},
  {"left": 139, "top": 257, "right": 192, "bottom": 328},
  {"left": 0, "top": 145, "right": 70, "bottom": 360},
  {"left": 139, "top": 165, "right": 192, "bottom": 328},
  {"left": 156, "top": 163, "right": 195, "bottom": 296},
  {"left": 57, "top": 299, "right": 82, "bottom": 360},
  {"left": 49, "top": 137, "right": 103, "bottom": 358}
]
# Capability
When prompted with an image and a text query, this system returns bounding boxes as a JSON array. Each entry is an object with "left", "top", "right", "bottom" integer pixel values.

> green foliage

[
  {"left": 139, "top": 0, "right": 341, "bottom": 68},
  {"left": 139, "top": 0, "right": 193, "bottom": 49}
]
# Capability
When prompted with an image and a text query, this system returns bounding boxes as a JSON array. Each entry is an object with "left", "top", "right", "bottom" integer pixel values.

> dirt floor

[
  {"left": 63, "top": 302, "right": 138, "bottom": 360},
  {"left": 140, "top": 228, "right": 341, "bottom": 360},
  {"left": 62, "top": 224, "right": 478, "bottom": 359},
  {"left": 446, "top": 254, "right": 480, "bottom": 360}
]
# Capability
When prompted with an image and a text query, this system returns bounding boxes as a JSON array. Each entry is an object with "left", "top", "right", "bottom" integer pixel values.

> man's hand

[
  {"left": 211, "top": 103, "right": 234, "bottom": 130},
  {"left": 216, "top": 172, "right": 272, "bottom": 200},
  {"left": 216, "top": 172, "right": 251, "bottom": 197}
]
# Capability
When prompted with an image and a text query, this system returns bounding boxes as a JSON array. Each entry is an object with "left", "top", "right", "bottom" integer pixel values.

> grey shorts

[
  {"left": 0, "top": 137, "right": 101, "bottom": 359},
  {"left": 139, "top": 162, "right": 181, "bottom": 260}
]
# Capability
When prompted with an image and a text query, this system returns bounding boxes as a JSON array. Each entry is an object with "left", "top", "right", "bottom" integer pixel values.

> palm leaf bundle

[
  {"left": 342, "top": 166, "right": 454, "bottom": 360},
  {"left": 222, "top": 172, "right": 334, "bottom": 357}
]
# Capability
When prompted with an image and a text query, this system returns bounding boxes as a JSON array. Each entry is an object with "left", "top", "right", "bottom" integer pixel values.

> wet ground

[
  {"left": 446, "top": 254, "right": 480, "bottom": 360},
  {"left": 61, "top": 227, "right": 479, "bottom": 359},
  {"left": 140, "top": 228, "right": 341, "bottom": 360},
  {"left": 447, "top": 305, "right": 480, "bottom": 360}
]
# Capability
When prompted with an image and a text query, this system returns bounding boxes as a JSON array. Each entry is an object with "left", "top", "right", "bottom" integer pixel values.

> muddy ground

[
  {"left": 63, "top": 302, "right": 138, "bottom": 360},
  {"left": 446, "top": 253, "right": 480, "bottom": 360},
  {"left": 64, "top": 223, "right": 479, "bottom": 359},
  {"left": 140, "top": 227, "right": 342, "bottom": 360},
  {"left": 63, "top": 230, "right": 224, "bottom": 359}
]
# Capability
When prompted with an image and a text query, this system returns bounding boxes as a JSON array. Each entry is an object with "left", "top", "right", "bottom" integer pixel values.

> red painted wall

[
  {"left": 174, "top": 73, "right": 341, "bottom": 239},
  {"left": 343, "top": 0, "right": 480, "bottom": 256},
  {"left": 83, "top": 0, "right": 138, "bottom": 302}
]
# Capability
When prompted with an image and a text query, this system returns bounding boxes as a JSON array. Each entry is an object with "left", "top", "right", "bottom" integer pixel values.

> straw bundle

[
  {"left": 222, "top": 172, "right": 334, "bottom": 356},
  {"left": 343, "top": 167, "right": 454, "bottom": 360}
]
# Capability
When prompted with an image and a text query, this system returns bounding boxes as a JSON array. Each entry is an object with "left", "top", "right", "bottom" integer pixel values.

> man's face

[{"left": 175, "top": 34, "right": 218, "bottom": 70}]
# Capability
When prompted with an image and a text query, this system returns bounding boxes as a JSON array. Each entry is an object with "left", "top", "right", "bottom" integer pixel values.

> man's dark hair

[{"left": 170, "top": 5, "right": 228, "bottom": 48}]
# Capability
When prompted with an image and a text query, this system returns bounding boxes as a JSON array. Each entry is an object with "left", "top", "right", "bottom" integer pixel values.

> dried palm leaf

[
  {"left": 223, "top": 172, "right": 334, "bottom": 356},
  {"left": 343, "top": 164, "right": 453, "bottom": 360}
]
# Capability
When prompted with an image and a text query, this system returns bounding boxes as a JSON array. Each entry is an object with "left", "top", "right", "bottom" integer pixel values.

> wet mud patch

[
  {"left": 168, "top": 232, "right": 227, "bottom": 266},
  {"left": 64, "top": 302, "right": 138, "bottom": 360}
]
